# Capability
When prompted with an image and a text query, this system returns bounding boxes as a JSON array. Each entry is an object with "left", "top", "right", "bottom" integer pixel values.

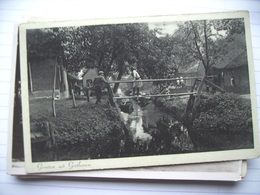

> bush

[
  {"left": 190, "top": 93, "right": 253, "bottom": 150},
  {"left": 30, "top": 100, "right": 126, "bottom": 160},
  {"left": 154, "top": 97, "right": 187, "bottom": 120},
  {"left": 194, "top": 93, "right": 251, "bottom": 132},
  {"left": 54, "top": 104, "right": 125, "bottom": 158}
]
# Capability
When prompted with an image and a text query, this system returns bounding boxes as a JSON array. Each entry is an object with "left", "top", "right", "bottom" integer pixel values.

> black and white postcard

[
  {"left": 8, "top": 45, "right": 247, "bottom": 181},
  {"left": 19, "top": 11, "right": 260, "bottom": 173}
]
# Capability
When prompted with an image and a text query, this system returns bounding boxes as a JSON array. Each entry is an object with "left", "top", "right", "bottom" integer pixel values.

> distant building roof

[
  {"left": 212, "top": 50, "right": 247, "bottom": 70},
  {"left": 179, "top": 61, "right": 205, "bottom": 77}
]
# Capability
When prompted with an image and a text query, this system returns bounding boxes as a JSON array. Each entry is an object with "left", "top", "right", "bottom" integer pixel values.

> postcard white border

[
  {"left": 9, "top": 161, "right": 245, "bottom": 181},
  {"left": 7, "top": 26, "right": 247, "bottom": 181},
  {"left": 19, "top": 11, "right": 260, "bottom": 173}
]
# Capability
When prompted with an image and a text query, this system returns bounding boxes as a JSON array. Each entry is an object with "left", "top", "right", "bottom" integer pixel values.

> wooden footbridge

[
  {"left": 108, "top": 75, "right": 224, "bottom": 99},
  {"left": 107, "top": 75, "right": 225, "bottom": 123},
  {"left": 109, "top": 76, "right": 203, "bottom": 100},
  {"left": 112, "top": 92, "right": 197, "bottom": 99},
  {"left": 53, "top": 71, "right": 225, "bottom": 124}
]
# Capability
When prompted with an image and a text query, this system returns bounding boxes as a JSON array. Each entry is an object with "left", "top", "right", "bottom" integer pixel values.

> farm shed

[{"left": 211, "top": 50, "right": 250, "bottom": 94}]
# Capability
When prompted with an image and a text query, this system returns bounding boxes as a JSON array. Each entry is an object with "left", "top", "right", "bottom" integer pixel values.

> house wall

[
  {"left": 30, "top": 57, "right": 57, "bottom": 91},
  {"left": 82, "top": 68, "right": 98, "bottom": 87},
  {"left": 220, "top": 66, "right": 250, "bottom": 94},
  {"left": 237, "top": 66, "right": 250, "bottom": 90}
]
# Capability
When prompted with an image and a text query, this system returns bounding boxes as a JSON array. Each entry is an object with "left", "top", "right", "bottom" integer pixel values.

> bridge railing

[
  {"left": 113, "top": 92, "right": 197, "bottom": 99},
  {"left": 108, "top": 76, "right": 216, "bottom": 100},
  {"left": 108, "top": 76, "right": 215, "bottom": 84}
]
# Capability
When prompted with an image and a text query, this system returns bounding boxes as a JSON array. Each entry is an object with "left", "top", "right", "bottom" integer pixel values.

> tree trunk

[
  {"left": 59, "top": 64, "right": 69, "bottom": 99},
  {"left": 70, "top": 82, "right": 77, "bottom": 108},
  {"left": 107, "top": 84, "right": 116, "bottom": 107},
  {"left": 105, "top": 48, "right": 116, "bottom": 76},
  {"left": 52, "top": 63, "right": 57, "bottom": 117},
  {"left": 113, "top": 72, "right": 124, "bottom": 94},
  {"left": 203, "top": 20, "right": 210, "bottom": 71},
  {"left": 113, "top": 60, "right": 124, "bottom": 93}
]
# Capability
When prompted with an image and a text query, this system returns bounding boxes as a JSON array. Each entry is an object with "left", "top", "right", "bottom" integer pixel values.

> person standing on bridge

[
  {"left": 131, "top": 66, "right": 142, "bottom": 96},
  {"left": 93, "top": 71, "right": 108, "bottom": 104}
]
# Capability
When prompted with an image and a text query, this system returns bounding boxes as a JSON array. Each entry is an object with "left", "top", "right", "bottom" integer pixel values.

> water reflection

[{"left": 116, "top": 87, "right": 194, "bottom": 154}]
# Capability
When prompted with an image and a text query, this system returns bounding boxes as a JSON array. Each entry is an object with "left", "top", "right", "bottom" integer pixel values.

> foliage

[
  {"left": 190, "top": 93, "right": 253, "bottom": 149},
  {"left": 146, "top": 116, "right": 194, "bottom": 155},
  {"left": 175, "top": 18, "right": 246, "bottom": 74},
  {"left": 152, "top": 93, "right": 253, "bottom": 151},
  {"left": 27, "top": 29, "right": 61, "bottom": 58},
  {"left": 194, "top": 93, "right": 251, "bottom": 131},
  {"left": 27, "top": 18, "right": 247, "bottom": 86},
  {"left": 30, "top": 99, "right": 126, "bottom": 159},
  {"left": 154, "top": 97, "right": 187, "bottom": 120}
]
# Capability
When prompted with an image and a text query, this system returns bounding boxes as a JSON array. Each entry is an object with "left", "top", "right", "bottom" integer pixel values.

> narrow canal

[{"left": 117, "top": 88, "right": 194, "bottom": 155}]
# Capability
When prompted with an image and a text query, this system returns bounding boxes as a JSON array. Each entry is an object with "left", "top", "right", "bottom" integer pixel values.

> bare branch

[
  {"left": 203, "top": 20, "right": 210, "bottom": 73},
  {"left": 190, "top": 21, "right": 206, "bottom": 69}
]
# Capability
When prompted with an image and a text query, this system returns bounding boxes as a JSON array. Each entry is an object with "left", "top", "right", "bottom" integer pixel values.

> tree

[
  {"left": 31, "top": 20, "right": 243, "bottom": 96},
  {"left": 54, "top": 23, "right": 158, "bottom": 93},
  {"left": 174, "top": 18, "right": 246, "bottom": 76},
  {"left": 27, "top": 28, "right": 70, "bottom": 99},
  {"left": 176, "top": 20, "right": 216, "bottom": 75}
]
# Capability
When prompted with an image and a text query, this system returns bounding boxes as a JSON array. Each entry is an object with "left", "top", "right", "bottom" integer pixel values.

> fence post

[
  {"left": 70, "top": 82, "right": 77, "bottom": 108},
  {"left": 52, "top": 63, "right": 57, "bottom": 117},
  {"left": 107, "top": 84, "right": 116, "bottom": 107}
]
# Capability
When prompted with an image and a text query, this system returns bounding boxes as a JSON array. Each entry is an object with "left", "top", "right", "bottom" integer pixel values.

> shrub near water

[
  {"left": 54, "top": 103, "right": 125, "bottom": 158},
  {"left": 191, "top": 93, "right": 253, "bottom": 150},
  {"left": 154, "top": 96, "right": 187, "bottom": 120},
  {"left": 30, "top": 99, "right": 126, "bottom": 160}
]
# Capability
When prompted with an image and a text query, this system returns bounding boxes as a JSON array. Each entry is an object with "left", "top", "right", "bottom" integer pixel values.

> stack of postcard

[{"left": 7, "top": 11, "right": 260, "bottom": 181}]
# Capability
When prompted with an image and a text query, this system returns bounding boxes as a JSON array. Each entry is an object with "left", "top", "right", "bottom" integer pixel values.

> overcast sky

[{"left": 149, "top": 21, "right": 179, "bottom": 36}]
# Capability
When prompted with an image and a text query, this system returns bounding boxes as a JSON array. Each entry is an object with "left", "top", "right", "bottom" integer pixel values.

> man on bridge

[
  {"left": 93, "top": 71, "right": 109, "bottom": 104},
  {"left": 131, "top": 66, "right": 142, "bottom": 96}
]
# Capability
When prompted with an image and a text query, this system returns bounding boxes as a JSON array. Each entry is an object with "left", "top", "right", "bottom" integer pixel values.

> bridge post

[{"left": 106, "top": 84, "right": 116, "bottom": 107}]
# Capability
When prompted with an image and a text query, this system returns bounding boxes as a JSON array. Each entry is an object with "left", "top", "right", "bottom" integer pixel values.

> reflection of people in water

[{"left": 131, "top": 66, "right": 142, "bottom": 95}]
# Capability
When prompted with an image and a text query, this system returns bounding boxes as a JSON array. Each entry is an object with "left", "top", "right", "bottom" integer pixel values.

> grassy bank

[
  {"left": 153, "top": 93, "right": 253, "bottom": 151},
  {"left": 30, "top": 98, "right": 126, "bottom": 161}
]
